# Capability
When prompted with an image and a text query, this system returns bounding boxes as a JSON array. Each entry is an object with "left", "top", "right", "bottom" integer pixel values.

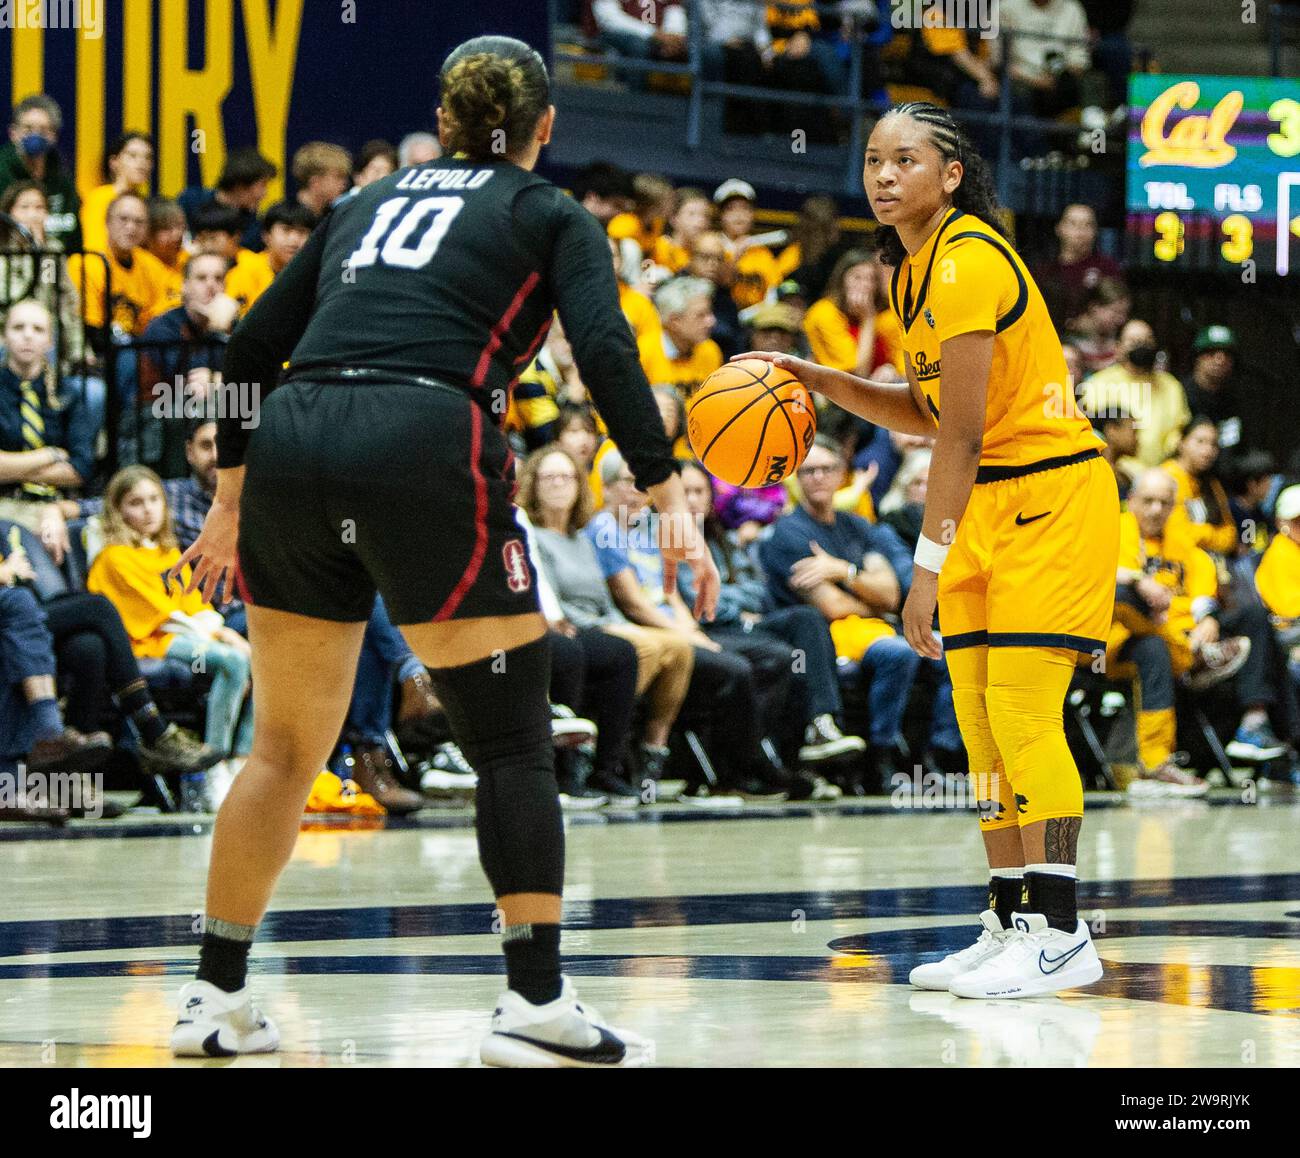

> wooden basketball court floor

[{"left": 1, "top": 793, "right": 1297, "bottom": 1068}]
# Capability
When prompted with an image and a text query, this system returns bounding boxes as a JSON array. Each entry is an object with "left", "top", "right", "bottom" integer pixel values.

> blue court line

[{"left": 1, "top": 874, "right": 1296, "bottom": 958}]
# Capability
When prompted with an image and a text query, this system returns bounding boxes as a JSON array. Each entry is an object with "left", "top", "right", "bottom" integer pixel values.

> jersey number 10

[{"left": 347, "top": 196, "right": 465, "bottom": 271}]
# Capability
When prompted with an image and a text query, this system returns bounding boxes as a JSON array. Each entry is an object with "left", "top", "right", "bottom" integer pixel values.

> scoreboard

[{"left": 1126, "top": 74, "right": 1300, "bottom": 275}]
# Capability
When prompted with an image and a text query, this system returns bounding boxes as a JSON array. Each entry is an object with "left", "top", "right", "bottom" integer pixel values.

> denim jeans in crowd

[
  {"left": 346, "top": 597, "right": 425, "bottom": 744},
  {"left": 162, "top": 634, "right": 252, "bottom": 755}
]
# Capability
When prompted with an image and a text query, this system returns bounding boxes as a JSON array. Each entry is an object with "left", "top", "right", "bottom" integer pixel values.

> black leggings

[
  {"left": 548, "top": 627, "right": 639, "bottom": 778},
  {"left": 43, "top": 593, "right": 145, "bottom": 733},
  {"left": 428, "top": 635, "right": 563, "bottom": 898}
]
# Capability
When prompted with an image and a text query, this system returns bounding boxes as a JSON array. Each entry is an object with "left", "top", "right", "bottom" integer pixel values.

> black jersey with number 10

[{"left": 218, "top": 156, "right": 674, "bottom": 490}]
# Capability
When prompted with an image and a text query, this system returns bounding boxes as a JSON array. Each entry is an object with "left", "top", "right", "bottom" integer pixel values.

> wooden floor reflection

[{"left": 1, "top": 795, "right": 1297, "bottom": 1067}]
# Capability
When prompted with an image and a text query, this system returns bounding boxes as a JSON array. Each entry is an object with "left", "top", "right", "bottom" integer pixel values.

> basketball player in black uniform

[{"left": 167, "top": 36, "right": 718, "bottom": 1067}]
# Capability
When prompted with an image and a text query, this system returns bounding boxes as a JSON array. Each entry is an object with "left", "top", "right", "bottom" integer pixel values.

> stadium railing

[{"left": 549, "top": 0, "right": 1151, "bottom": 209}]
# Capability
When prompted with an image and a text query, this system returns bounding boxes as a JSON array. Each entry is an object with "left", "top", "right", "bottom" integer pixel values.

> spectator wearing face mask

[
  {"left": 1078, "top": 319, "right": 1189, "bottom": 469},
  {"left": 0, "top": 95, "right": 81, "bottom": 250}
]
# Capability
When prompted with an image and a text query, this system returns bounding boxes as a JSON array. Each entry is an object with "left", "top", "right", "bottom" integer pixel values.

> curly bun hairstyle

[
  {"left": 439, "top": 36, "right": 550, "bottom": 161},
  {"left": 871, "top": 102, "right": 1007, "bottom": 267}
]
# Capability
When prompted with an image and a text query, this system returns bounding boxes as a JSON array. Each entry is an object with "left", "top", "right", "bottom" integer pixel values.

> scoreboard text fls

[{"left": 1126, "top": 75, "right": 1300, "bottom": 276}]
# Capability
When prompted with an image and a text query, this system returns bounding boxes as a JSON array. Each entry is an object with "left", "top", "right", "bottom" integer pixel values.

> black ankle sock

[
  {"left": 116, "top": 679, "right": 167, "bottom": 744},
  {"left": 196, "top": 919, "right": 255, "bottom": 993},
  {"left": 988, "top": 875, "right": 1024, "bottom": 930},
  {"left": 502, "top": 923, "right": 562, "bottom": 1005},
  {"left": 1026, "top": 872, "right": 1077, "bottom": 933}
]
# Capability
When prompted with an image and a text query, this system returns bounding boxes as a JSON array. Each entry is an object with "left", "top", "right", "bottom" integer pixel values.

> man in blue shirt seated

[
  {"left": 133, "top": 252, "right": 236, "bottom": 479},
  {"left": 761, "top": 435, "right": 962, "bottom": 788}
]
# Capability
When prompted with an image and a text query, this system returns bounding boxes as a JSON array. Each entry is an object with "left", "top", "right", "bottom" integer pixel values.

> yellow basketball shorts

[{"left": 938, "top": 450, "right": 1120, "bottom": 658}]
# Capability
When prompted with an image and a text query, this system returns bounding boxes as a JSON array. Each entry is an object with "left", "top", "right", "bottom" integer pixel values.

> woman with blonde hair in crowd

[
  {"left": 88, "top": 465, "right": 252, "bottom": 768},
  {"left": 516, "top": 445, "right": 694, "bottom": 789},
  {"left": 655, "top": 187, "right": 713, "bottom": 274}
]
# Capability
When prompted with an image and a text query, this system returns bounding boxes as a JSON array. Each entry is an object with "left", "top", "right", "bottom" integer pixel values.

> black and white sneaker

[
  {"left": 480, "top": 977, "right": 652, "bottom": 1068},
  {"left": 170, "top": 980, "right": 279, "bottom": 1057},
  {"left": 420, "top": 741, "right": 478, "bottom": 795},
  {"left": 798, "top": 714, "right": 867, "bottom": 763}
]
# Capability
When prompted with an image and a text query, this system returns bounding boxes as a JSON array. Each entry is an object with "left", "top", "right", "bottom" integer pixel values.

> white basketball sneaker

[
  {"left": 480, "top": 977, "right": 652, "bottom": 1068},
  {"left": 170, "top": 980, "right": 280, "bottom": 1057},
  {"left": 909, "top": 909, "right": 1016, "bottom": 990},
  {"left": 948, "top": 911, "right": 1103, "bottom": 999}
]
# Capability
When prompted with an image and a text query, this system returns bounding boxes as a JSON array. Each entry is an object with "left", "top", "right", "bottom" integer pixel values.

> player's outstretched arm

[{"left": 728, "top": 351, "right": 936, "bottom": 436}]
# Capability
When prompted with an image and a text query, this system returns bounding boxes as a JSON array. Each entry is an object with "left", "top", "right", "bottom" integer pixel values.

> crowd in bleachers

[
  {"left": 569, "top": 0, "right": 1136, "bottom": 159},
  {"left": 2, "top": 53, "right": 1298, "bottom": 821}
]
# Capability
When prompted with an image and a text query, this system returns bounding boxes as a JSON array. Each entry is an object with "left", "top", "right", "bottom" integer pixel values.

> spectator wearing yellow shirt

[
  {"left": 637, "top": 276, "right": 723, "bottom": 398},
  {"left": 803, "top": 249, "right": 902, "bottom": 377},
  {"left": 224, "top": 201, "right": 316, "bottom": 316},
  {"left": 79, "top": 132, "right": 154, "bottom": 257},
  {"left": 1108, "top": 470, "right": 1237, "bottom": 794},
  {"left": 1077, "top": 320, "right": 1189, "bottom": 469},
  {"left": 714, "top": 179, "right": 780, "bottom": 309},
  {"left": 607, "top": 172, "right": 674, "bottom": 276},
  {"left": 653, "top": 187, "right": 712, "bottom": 274},
  {"left": 1256, "top": 486, "right": 1300, "bottom": 622},
  {"left": 685, "top": 231, "right": 744, "bottom": 359},
  {"left": 66, "top": 192, "right": 172, "bottom": 341},
  {"left": 1161, "top": 417, "right": 1239, "bottom": 557},
  {"left": 87, "top": 466, "right": 252, "bottom": 758},
  {"left": 606, "top": 236, "right": 661, "bottom": 344},
  {"left": 146, "top": 198, "right": 187, "bottom": 306}
]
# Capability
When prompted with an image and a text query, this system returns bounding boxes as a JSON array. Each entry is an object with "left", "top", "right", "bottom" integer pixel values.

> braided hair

[{"left": 871, "top": 102, "right": 1007, "bottom": 267}]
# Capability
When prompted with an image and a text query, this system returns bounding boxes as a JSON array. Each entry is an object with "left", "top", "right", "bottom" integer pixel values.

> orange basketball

[{"left": 686, "top": 358, "right": 816, "bottom": 488}]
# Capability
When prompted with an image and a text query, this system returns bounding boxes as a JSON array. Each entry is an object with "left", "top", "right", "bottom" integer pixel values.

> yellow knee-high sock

[
  {"left": 946, "top": 646, "right": 1017, "bottom": 831},
  {"left": 985, "top": 647, "right": 1083, "bottom": 825}
]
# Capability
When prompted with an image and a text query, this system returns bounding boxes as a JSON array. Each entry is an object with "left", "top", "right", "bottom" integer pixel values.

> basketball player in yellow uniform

[{"left": 735, "top": 102, "right": 1119, "bottom": 999}]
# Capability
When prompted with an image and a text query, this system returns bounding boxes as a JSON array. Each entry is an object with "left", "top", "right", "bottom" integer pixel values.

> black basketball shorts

[{"left": 236, "top": 378, "right": 540, "bottom": 625}]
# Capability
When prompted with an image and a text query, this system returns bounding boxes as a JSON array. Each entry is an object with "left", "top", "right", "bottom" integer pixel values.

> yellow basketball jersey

[{"left": 890, "top": 208, "right": 1101, "bottom": 468}]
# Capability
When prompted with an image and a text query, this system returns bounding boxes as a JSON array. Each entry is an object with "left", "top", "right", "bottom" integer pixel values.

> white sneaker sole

[
  {"left": 798, "top": 737, "right": 867, "bottom": 763},
  {"left": 948, "top": 956, "right": 1103, "bottom": 999},
  {"left": 479, "top": 1032, "right": 651, "bottom": 1068},
  {"left": 1224, "top": 740, "right": 1289, "bottom": 762},
  {"left": 170, "top": 1019, "right": 280, "bottom": 1057},
  {"left": 909, "top": 950, "right": 1005, "bottom": 991}
]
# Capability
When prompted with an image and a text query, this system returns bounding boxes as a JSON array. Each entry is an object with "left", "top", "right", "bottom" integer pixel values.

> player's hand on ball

[
  {"left": 729, "top": 350, "right": 825, "bottom": 392},
  {"left": 903, "top": 567, "right": 942, "bottom": 659},
  {"left": 168, "top": 498, "right": 240, "bottom": 606}
]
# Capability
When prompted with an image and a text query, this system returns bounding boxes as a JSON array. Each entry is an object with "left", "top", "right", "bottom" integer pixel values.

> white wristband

[{"left": 913, "top": 533, "right": 950, "bottom": 575}]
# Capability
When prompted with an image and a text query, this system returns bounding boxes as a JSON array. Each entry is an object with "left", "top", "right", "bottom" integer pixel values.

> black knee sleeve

[{"left": 427, "top": 635, "right": 563, "bottom": 897}]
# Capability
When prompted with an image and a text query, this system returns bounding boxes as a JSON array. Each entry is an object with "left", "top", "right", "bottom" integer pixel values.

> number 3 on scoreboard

[
  {"left": 1154, "top": 211, "right": 1184, "bottom": 261},
  {"left": 1220, "top": 214, "right": 1253, "bottom": 263}
]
